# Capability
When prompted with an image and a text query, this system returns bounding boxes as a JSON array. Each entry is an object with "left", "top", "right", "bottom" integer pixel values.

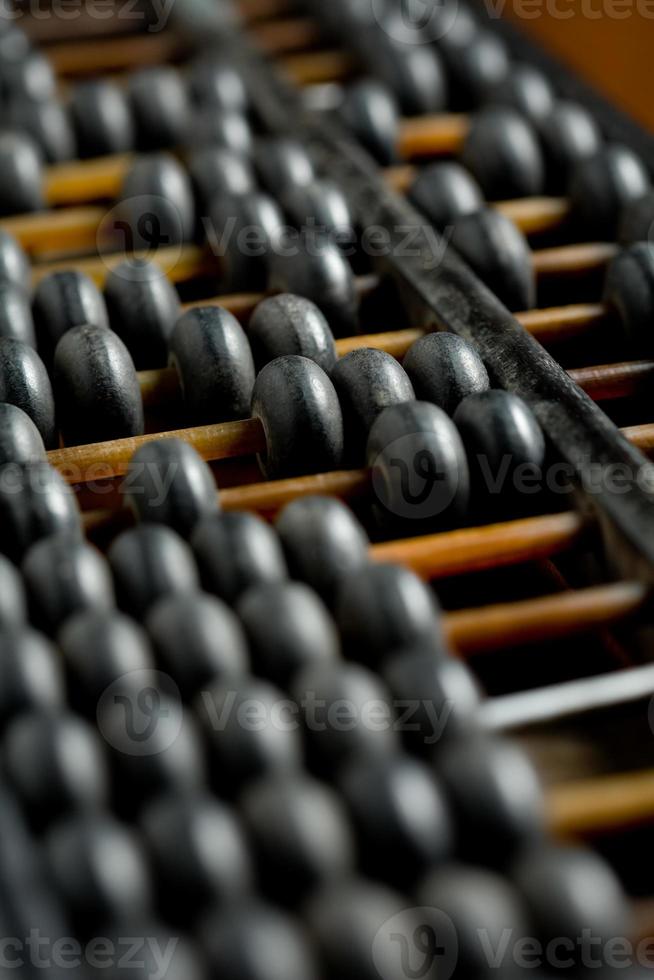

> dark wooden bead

[
  {"left": 336, "top": 562, "right": 448, "bottom": 664},
  {"left": 252, "top": 355, "right": 344, "bottom": 479},
  {"left": 22, "top": 533, "right": 115, "bottom": 635},
  {"left": 0, "top": 230, "right": 30, "bottom": 293},
  {"left": 409, "top": 161, "right": 483, "bottom": 231},
  {"left": 489, "top": 63, "right": 554, "bottom": 123},
  {"left": 438, "top": 733, "right": 546, "bottom": 865},
  {"left": 357, "top": 24, "right": 447, "bottom": 115},
  {"left": 104, "top": 257, "right": 181, "bottom": 369},
  {"left": 191, "top": 511, "right": 288, "bottom": 604},
  {"left": 53, "top": 324, "right": 144, "bottom": 446},
  {"left": 249, "top": 294, "right": 337, "bottom": 372},
  {"left": 0, "top": 131, "right": 44, "bottom": 215},
  {"left": 340, "top": 79, "right": 400, "bottom": 165},
  {"left": 255, "top": 137, "right": 315, "bottom": 194},
  {"left": 331, "top": 348, "right": 415, "bottom": 461},
  {"left": 461, "top": 106, "right": 545, "bottom": 199},
  {"left": 0, "top": 626, "right": 64, "bottom": 726},
  {"left": 0, "top": 282, "right": 36, "bottom": 346},
  {"left": 69, "top": 79, "right": 135, "bottom": 158},
  {"left": 0, "top": 553, "right": 26, "bottom": 627},
  {"left": 3, "top": 711, "right": 109, "bottom": 829},
  {"left": 537, "top": 99, "right": 602, "bottom": 191},
  {"left": 6, "top": 98, "right": 76, "bottom": 163},
  {"left": 0, "top": 44, "right": 56, "bottom": 103},
  {"left": 0, "top": 403, "right": 45, "bottom": 465},
  {"left": 367, "top": 400, "right": 470, "bottom": 531},
  {"left": 210, "top": 191, "right": 284, "bottom": 291},
  {"left": 275, "top": 496, "right": 369, "bottom": 606},
  {"left": 241, "top": 772, "right": 355, "bottom": 903},
  {"left": 188, "top": 146, "right": 256, "bottom": 211},
  {"left": 186, "top": 55, "right": 248, "bottom": 113},
  {"left": 237, "top": 581, "right": 339, "bottom": 686},
  {"left": 569, "top": 143, "right": 650, "bottom": 237},
  {"left": 119, "top": 153, "right": 195, "bottom": 246},
  {"left": 450, "top": 208, "right": 535, "bottom": 311},
  {"left": 442, "top": 28, "right": 509, "bottom": 107},
  {"left": 403, "top": 332, "right": 490, "bottom": 414},
  {"left": 108, "top": 524, "right": 199, "bottom": 618},
  {"left": 169, "top": 305, "right": 255, "bottom": 423},
  {"left": 33, "top": 270, "right": 109, "bottom": 366},
  {"left": 128, "top": 66, "right": 190, "bottom": 150},
  {"left": 603, "top": 242, "right": 654, "bottom": 354},
  {"left": 282, "top": 179, "right": 353, "bottom": 240},
  {"left": 0, "top": 461, "right": 81, "bottom": 561},
  {"left": 146, "top": 592, "right": 249, "bottom": 699},
  {"left": 188, "top": 109, "right": 253, "bottom": 156}
]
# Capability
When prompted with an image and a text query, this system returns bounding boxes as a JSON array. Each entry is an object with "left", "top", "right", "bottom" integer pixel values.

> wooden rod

[
  {"left": 278, "top": 49, "right": 356, "bottom": 85},
  {"left": 532, "top": 242, "right": 618, "bottom": 278},
  {"left": 568, "top": 360, "right": 654, "bottom": 401},
  {"left": 547, "top": 768, "right": 654, "bottom": 837},
  {"left": 239, "top": 0, "right": 297, "bottom": 23},
  {"left": 46, "top": 34, "right": 180, "bottom": 77},
  {"left": 397, "top": 113, "right": 470, "bottom": 159},
  {"left": 30, "top": 245, "right": 217, "bottom": 288},
  {"left": 252, "top": 16, "right": 323, "bottom": 54}
]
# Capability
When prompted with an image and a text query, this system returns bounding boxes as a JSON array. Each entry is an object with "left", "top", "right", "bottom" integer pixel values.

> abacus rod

[{"left": 547, "top": 767, "right": 654, "bottom": 837}]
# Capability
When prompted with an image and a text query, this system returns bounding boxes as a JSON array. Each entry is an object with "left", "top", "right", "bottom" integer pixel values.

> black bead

[
  {"left": 367, "top": 400, "right": 470, "bottom": 531},
  {"left": 128, "top": 66, "right": 190, "bottom": 150},
  {"left": 33, "top": 270, "right": 109, "bottom": 366},
  {"left": 54, "top": 324, "right": 144, "bottom": 446},
  {"left": 0, "top": 626, "right": 64, "bottom": 726},
  {"left": 282, "top": 179, "right": 353, "bottom": 241},
  {"left": 357, "top": 25, "right": 447, "bottom": 115},
  {"left": 255, "top": 136, "right": 315, "bottom": 194},
  {"left": 241, "top": 772, "right": 355, "bottom": 903},
  {"left": 339, "top": 79, "right": 400, "bottom": 165},
  {"left": 339, "top": 752, "right": 453, "bottom": 885},
  {"left": 0, "top": 403, "right": 45, "bottom": 465},
  {"left": 169, "top": 305, "right": 255, "bottom": 423},
  {"left": 0, "top": 130, "right": 44, "bottom": 216},
  {"left": 69, "top": 79, "right": 135, "bottom": 158},
  {"left": 237, "top": 581, "right": 339, "bottom": 686},
  {"left": 108, "top": 524, "right": 199, "bottom": 618},
  {"left": 188, "top": 146, "right": 256, "bottom": 211},
  {"left": 252, "top": 355, "right": 344, "bottom": 479},
  {"left": 336, "top": 562, "right": 448, "bottom": 664},
  {"left": 6, "top": 98, "right": 76, "bottom": 163},
  {"left": 442, "top": 28, "right": 509, "bottom": 108},
  {"left": 0, "top": 282, "right": 36, "bottom": 346},
  {"left": 403, "top": 332, "right": 490, "bottom": 414},
  {"left": 188, "top": 109, "right": 253, "bottom": 156},
  {"left": 267, "top": 234, "right": 359, "bottom": 337},
  {"left": 186, "top": 54, "right": 248, "bottom": 113},
  {"left": 191, "top": 510, "right": 288, "bottom": 605},
  {"left": 537, "top": 99, "right": 602, "bottom": 191},
  {"left": 489, "top": 63, "right": 554, "bottom": 123},
  {"left": 409, "top": 162, "right": 483, "bottom": 231},
  {"left": 438, "top": 733, "right": 546, "bottom": 865},
  {"left": 119, "top": 153, "right": 195, "bottom": 246},
  {"left": 331, "top": 348, "right": 415, "bottom": 461},
  {"left": 0, "top": 45, "right": 56, "bottom": 103},
  {"left": 450, "top": 208, "right": 535, "bottom": 312},
  {"left": 569, "top": 143, "right": 650, "bottom": 238},
  {"left": 0, "top": 230, "right": 30, "bottom": 293},
  {"left": 461, "top": 106, "right": 545, "bottom": 199},
  {"left": 209, "top": 191, "right": 284, "bottom": 291},
  {"left": 275, "top": 495, "right": 369, "bottom": 606},
  {"left": 146, "top": 591, "right": 249, "bottom": 699},
  {"left": 104, "top": 258, "right": 181, "bottom": 370},
  {"left": 249, "top": 293, "right": 337, "bottom": 373},
  {"left": 0, "top": 461, "right": 81, "bottom": 561},
  {"left": 22, "top": 533, "right": 115, "bottom": 635},
  {"left": 3, "top": 711, "right": 109, "bottom": 829},
  {"left": 0, "top": 553, "right": 26, "bottom": 627},
  {"left": 603, "top": 242, "right": 654, "bottom": 354}
]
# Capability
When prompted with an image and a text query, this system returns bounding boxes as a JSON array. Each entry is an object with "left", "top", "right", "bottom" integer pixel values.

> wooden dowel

[
  {"left": 532, "top": 242, "right": 618, "bottom": 278},
  {"left": 547, "top": 767, "right": 654, "bottom": 837},
  {"left": 44, "top": 155, "right": 134, "bottom": 207},
  {"left": 397, "top": 113, "right": 470, "bottom": 158},
  {"left": 568, "top": 360, "right": 654, "bottom": 401},
  {"left": 220, "top": 468, "right": 371, "bottom": 514},
  {"left": 30, "top": 245, "right": 217, "bottom": 287},
  {"left": 252, "top": 16, "right": 323, "bottom": 54},
  {"left": 46, "top": 34, "right": 180, "bottom": 77},
  {"left": 495, "top": 196, "right": 573, "bottom": 236},
  {"left": 239, "top": 0, "right": 297, "bottom": 23},
  {"left": 279, "top": 49, "right": 356, "bottom": 85},
  {"left": 517, "top": 303, "right": 610, "bottom": 342}
]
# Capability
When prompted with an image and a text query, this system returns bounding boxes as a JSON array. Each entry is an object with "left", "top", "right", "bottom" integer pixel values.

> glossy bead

[
  {"left": 146, "top": 592, "right": 249, "bottom": 699},
  {"left": 126, "top": 439, "right": 218, "bottom": 535},
  {"left": 0, "top": 131, "right": 44, "bottom": 215},
  {"left": 569, "top": 144, "right": 650, "bottom": 237},
  {"left": 186, "top": 55, "right": 248, "bottom": 113},
  {"left": 0, "top": 342, "right": 52, "bottom": 444},
  {"left": 54, "top": 325, "right": 144, "bottom": 446},
  {"left": 6, "top": 98, "right": 76, "bottom": 163},
  {"left": 142, "top": 791, "right": 253, "bottom": 920},
  {"left": 409, "top": 162, "right": 483, "bottom": 231},
  {"left": 252, "top": 355, "right": 344, "bottom": 479},
  {"left": 267, "top": 235, "right": 359, "bottom": 337},
  {"left": 191, "top": 511, "right": 288, "bottom": 604},
  {"left": 450, "top": 208, "right": 535, "bottom": 311},
  {"left": 69, "top": 79, "right": 134, "bottom": 158},
  {"left": 198, "top": 678, "right": 302, "bottom": 793},
  {"left": 189, "top": 146, "right": 256, "bottom": 210},
  {"left": 367, "top": 400, "right": 470, "bottom": 530},
  {"left": 0, "top": 230, "right": 30, "bottom": 293},
  {"left": 603, "top": 242, "right": 654, "bottom": 353},
  {"left": 292, "top": 661, "right": 398, "bottom": 773},
  {"left": 119, "top": 153, "right": 195, "bottom": 246},
  {"left": 0, "top": 554, "right": 27, "bottom": 627},
  {"left": 404, "top": 332, "right": 490, "bottom": 414},
  {"left": 438, "top": 734, "right": 545, "bottom": 864},
  {"left": 0, "top": 45, "right": 56, "bottom": 104},
  {"left": 238, "top": 581, "right": 339, "bottom": 686},
  {"left": 619, "top": 187, "right": 654, "bottom": 244},
  {"left": 249, "top": 294, "right": 337, "bottom": 373},
  {"left": 104, "top": 258, "right": 181, "bottom": 369},
  {"left": 0, "top": 282, "right": 36, "bottom": 346},
  {"left": 357, "top": 26, "right": 447, "bottom": 114},
  {"left": 336, "top": 562, "right": 447, "bottom": 664},
  {"left": 33, "top": 270, "right": 109, "bottom": 365},
  {"left": 331, "top": 348, "right": 415, "bottom": 460},
  {"left": 489, "top": 63, "right": 554, "bottom": 123},
  {"left": 339, "top": 79, "right": 400, "bottom": 165},
  {"left": 0, "top": 403, "right": 45, "bottom": 465},
  {"left": 46, "top": 813, "right": 153, "bottom": 927},
  {"left": 461, "top": 106, "right": 545, "bottom": 199},
  {"left": 0, "top": 461, "right": 80, "bottom": 561},
  {"left": 128, "top": 66, "right": 190, "bottom": 150},
  {"left": 275, "top": 496, "right": 369, "bottom": 606},
  {"left": 189, "top": 109, "right": 253, "bottom": 157},
  {"left": 255, "top": 137, "right": 315, "bottom": 194},
  {"left": 169, "top": 305, "right": 255, "bottom": 424},
  {"left": 201, "top": 901, "right": 319, "bottom": 980},
  {"left": 210, "top": 191, "right": 284, "bottom": 291},
  {"left": 340, "top": 753, "right": 453, "bottom": 885},
  {"left": 0, "top": 627, "right": 63, "bottom": 726},
  {"left": 538, "top": 100, "right": 602, "bottom": 190},
  {"left": 22, "top": 533, "right": 115, "bottom": 634},
  {"left": 4, "top": 711, "right": 109, "bottom": 828},
  {"left": 443, "top": 28, "right": 509, "bottom": 107},
  {"left": 241, "top": 773, "right": 355, "bottom": 903},
  {"left": 282, "top": 179, "right": 353, "bottom": 240},
  {"left": 108, "top": 524, "right": 199, "bottom": 618}
]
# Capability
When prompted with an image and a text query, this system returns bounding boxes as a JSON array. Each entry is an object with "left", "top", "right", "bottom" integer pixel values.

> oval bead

[
  {"left": 450, "top": 208, "right": 535, "bottom": 312},
  {"left": 0, "top": 626, "right": 64, "bottom": 725},
  {"left": 0, "top": 461, "right": 81, "bottom": 561},
  {"left": 104, "top": 258, "right": 181, "bottom": 369},
  {"left": 282, "top": 179, "right": 353, "bottom": 241},
  {"left": 249, "top": 294, "right": 337, "bottom": 373},
  {"left": 6, "top": 98, "right": 76, "bottom": 164},
  {"left": 0, "top": 403, "right": 45, "bottom": 465},
  {"left": 443, "top": 28, "right": 509, "bottom": 107},
  {"left": 33, "top": 270, "right": 109, "bottom": 365},
  {"left": 0, "top": 282, "right": 36, "bottom": 346},
  {"left": 357, "top": 25, "right": 447, "bottom": 115},
  {"left": 403, "top": 332, "right": 490, "bottom": 414},
  {"left": 119, "top": 153, "right": 195, "bottom": 247},
  {"left": 210, "top": 191, "right": 284, "bottom": 292},
  {"left": 538, "top": 100, "right": 602, "bottom": 191},
  {"left": 186, "top": 56, "right": 248, "bottom": 113},
  {"left": 488, "top": 62, "right": 554, "bottom": 123},
  {"left": 409, "top": 161, "right": 483, "bottom": 231},
  {"left": 569, "top": 143, "right": 651, "bottom": 237},
  {"left": 461, "top": 106, "right": 545, "bottom": 199},
  {"left": 0, "top": 131, "right": 44, "bottom": 216},
  {"left": 618, "top": 188, "right": 654, "bottom": 244},
  {"left": 108, "top": 524, "right": 199, "bottom": 618},
  {"left": 188, "top": 146, "right": 255, "bottom": 211},
  {"left": 127, "top": 66, "right": 190, "bottom": 150},
  {"left": 188, "top": 109, "right": 253, "bottom": 157},
  {"left": 0, "top": 553, "right": 27, "bottom": 627},
  {"left": 255, "top": 137, "right": 315, "bottom": 195},
  {"left": 69, "top": 79, "right": 135, "bottom": 158},
  {"left": 0, "top": 230, "right": 30, "bottom": 293},
  {"left": 603, "top": 242, "right": 654, "bottom": 353},
  {"left": 0, "top": 338, "right": 55, "bottom": 447},
  {"left": 340, "top": 79, "right": 400, "bottom": 165}
]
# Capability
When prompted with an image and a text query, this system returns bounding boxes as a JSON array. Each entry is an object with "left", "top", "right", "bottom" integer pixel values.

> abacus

[{"left": 1, "top": 0, "right": 654, "bottom": 976}]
